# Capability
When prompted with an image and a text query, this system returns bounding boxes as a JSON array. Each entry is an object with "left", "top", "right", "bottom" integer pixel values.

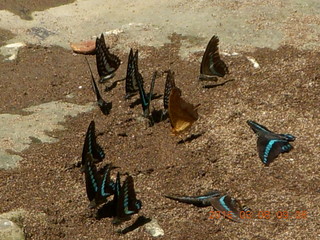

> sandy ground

[{"left": 0, "top": 0, "right": 319, "bottom": 239}]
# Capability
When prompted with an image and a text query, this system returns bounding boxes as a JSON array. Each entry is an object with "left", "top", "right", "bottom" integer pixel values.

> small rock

[
  {"left": 144, "top": 218, "right": 164, "bottom": 237},
  {"left": 0, "top": 42, "right": 26, "bottom": 61},
  {"left": 0, "top": 218, "right": 25, "bottom": 240}
]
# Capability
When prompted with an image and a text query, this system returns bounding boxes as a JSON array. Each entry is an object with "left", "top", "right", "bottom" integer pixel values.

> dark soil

[{"left": 0, "top": 34, "right": 319, "bottom": 239}]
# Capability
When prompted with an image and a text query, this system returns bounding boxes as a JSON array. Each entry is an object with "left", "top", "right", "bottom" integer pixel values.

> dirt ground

[
  {"left": 0, "top": 33, "right": 319, "bottom": 239},
  {"left": 0, "top": 0, "right": 75, "bottom": 20}
]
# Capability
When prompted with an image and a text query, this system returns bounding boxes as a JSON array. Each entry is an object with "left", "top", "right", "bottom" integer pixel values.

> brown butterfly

[
  {"left": 199, "top": 35, "right": 228, "bottom": 80},
  {"left": 168, "top": 86, "right": 199, "bottom": 134}
]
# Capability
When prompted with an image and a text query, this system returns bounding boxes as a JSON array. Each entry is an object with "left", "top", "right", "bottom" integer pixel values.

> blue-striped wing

[
  {"left": 115, "top": 174, "right": 142, "bottom": 222},
  {"left": 84, "top": 153, "right": 100, "bottom": 207},
  {"left": 258, "top": 137, "right": 293, "bottom": 165},
  {"left": 81, "top": 121, "right": 105, "bottom": 168},
  {"left": 95, "top": 34, "right": 120, "bottom": 83},
  {"left": 247, "top": 120, "right": 272, "bottom": 135},
  {"left": 165, "top": 190, "right": 221, "bottom": 207},
  {"left": 84, "top": 153, "right": 114, "bottom": 208},
  {"left": 125, "top": 49, "right": 140, "bottom": 99},
  {"left": 137, "top": 71, "right": 157, "bottom": 118},
  {"left": 248, "top": 120, "right": 295, "bottom": 165},
  {"left": 99, "top": 164, "right": 115, "bottom": 198},
  {"left": 210, "top": 195, "right": 244, "bottom": 222},
  {"left": 199, "top": 35, "right": 228, "bottom": 80}
]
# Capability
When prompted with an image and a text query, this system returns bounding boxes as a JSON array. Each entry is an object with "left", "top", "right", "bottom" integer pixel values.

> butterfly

[
  {"left": 137, "top": 70, "right": 157, "bottom": 119},
  {"left": 199, "top": 35, "right": 229, "bottom": 80},
  {"left": 81, "top": 120, "right": 105, "bottom": 169},
  {"left": 85, "top": 57, "right": 112, "bottom": 115},
  {"left": 163, "top": 70, "right": 176, "bottom": 116},
  {"left": 112, "top": 173, "right": 142, "bottom": 224},
  {"left": 95, "top": 33, "right": 121, "bottom": 83},
  {"left": 165, "top": 190, "right": 221, "bottom": 207},
  {"left": 84, "top": 153, "right": 115, "bottom": 208},
  {"left": 247, "top": 120, "right": 296, "bottom": 165},
  {"left": 125, "top": 48, "right": 140, "bottom": 99},
  {"left": 168, "top": 85, "right": 200, "bottom": 134},
  {"left": 210, "top": 195, "right": 250, "bottom": 222}
]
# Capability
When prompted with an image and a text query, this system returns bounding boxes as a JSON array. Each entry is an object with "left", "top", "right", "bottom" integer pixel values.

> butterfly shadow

[
  {"left": 203, "top": 79, "right": 235, "bottom": 89},
  {"left": 177, "top": 132, "right": 205, "bottom": 144},
  {"left": 104, "top": 78, "right": 126, "bottom": 92},
  {"left": 116, "top": 216, "right": 152, "bottom": 235},
  {"left": 151, "top": 109, "right": 168, "bottom": 124}
]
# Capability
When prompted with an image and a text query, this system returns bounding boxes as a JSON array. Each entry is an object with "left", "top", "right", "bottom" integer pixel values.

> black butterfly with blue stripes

[
  {"left": 84, "top": 153, "right": 115, "bottom": 208},
  {"left": 137, "top": 70, "right": 157, "bottom": 121},
  {"left": 95, "top": 33, "right": 121, "bottom": 83},
  {"left": 199, "top": 35, "right": 228, "bottom": 80},
  {"left": 81, "top": 121, "right": 105, "bottom": 169},
  {"left": 86, "top": 58, "right": 112, "bottom": 115},
  {"left": 165, "top": 190, "right": 221, "bottom": 207},
  {"left": 112, "top": 172, "right": 142, "bottom": 224},
  {"left": 210, "top": 195, "right": 250, "bottom": 222},
  {"left": 125, "top": 48, "right": 140, "bottom": 99},
  {"left": 247, "top": 120, "right": 296, "bottom": 165}
]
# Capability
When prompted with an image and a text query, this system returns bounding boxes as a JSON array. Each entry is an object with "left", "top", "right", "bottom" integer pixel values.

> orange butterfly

[{"left": 168, "top": 86, "right": 200, "bottom": 134}]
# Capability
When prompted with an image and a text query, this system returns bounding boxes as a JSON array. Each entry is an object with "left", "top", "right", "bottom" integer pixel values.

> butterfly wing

[
  {"left": 84, "top": 153, "right": 100, "bottom": 208},
  {"left": 124, "top": 175, "right": 142, "bottom": 214},
  {"left": 247, "top": 120, "right": 273, "bottom": 135},
  {"left": 258, "top": 136, "right": 293, "bottom": 165},
  {"left": 125, "top": 49, "right": 140, "bottom": 99},
  {"left": 81, "top": 121, "right": 105, "bottom": 167},
  {"left": 95, "top": 34, "right": 120, "bottom": 82},
  {"left": 163, "top": 70, "right": 176, "bottom": 111},
  {"left": 100, "top": 164, "right": 115, "bottom": 198},
  {"left": 136, "top": 70, "right": 149, "bottom": 117},
  {"left": 86, "top": 57, "right": 112, "bottom": 115},
  {"left": 200, "top": 35, "right": 228, "bottom": 79},
  {"left": 210, "top": 195, "right": 243, "bottom": 222},
  {"left": 168, "top": 87, "right": 199, "bottom": 133},
  {"left": 165, "top": 190, "right": 221, "bottom": 207}
]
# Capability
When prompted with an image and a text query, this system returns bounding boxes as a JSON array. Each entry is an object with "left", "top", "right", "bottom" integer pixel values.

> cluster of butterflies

[
  {"left": 81, "top": 121, "right": 142, "bottom": 224},
  {"left": 81, "top": 33, "right": 296, "bottom": 223},
  {"left": 165, "top": 120, "right": 296, "bottom": 222}
]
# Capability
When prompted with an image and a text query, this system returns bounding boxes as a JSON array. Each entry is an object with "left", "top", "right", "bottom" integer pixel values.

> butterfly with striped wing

[{"left": 247, "top": 120, "right": 296, "bottom": 165}]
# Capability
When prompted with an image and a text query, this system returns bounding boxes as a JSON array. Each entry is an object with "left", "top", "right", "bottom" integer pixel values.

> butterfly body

[
  {"left": 81, "top": 121, "right": 105, "bottom": 169},
  {"left": 199, "top": 35, "right": 228, "bottom": 80},
  {"left": 210, "top": 195, "right": 248, "bottom": 222},
  {"left": 95, "top": 34, "right": 120, "bottom": 83},
  {"left": 165, "top": 190, "right": 221, "bottom": 207},
  {"left": 125, "top": 49, "right": 140, "bottom": 99},
  {"left": 84, "top": 153, "right": 115, "bottom": 208},
  {"left": 86, "top": 57, "right": 112, "bottom": 115},
  {"left": 168, "top": 87, "right": 199, "bottom": 134},
  {"left": 247, "top": 120, "right": 296, "bottom": 165}
]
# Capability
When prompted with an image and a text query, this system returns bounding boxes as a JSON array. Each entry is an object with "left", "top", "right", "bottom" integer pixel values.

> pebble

[
  {"left": 144, "top": 218, "right": 164, "bottom": 237},
  {"left": 0, "top": 42, "right": 26, "bottom": 61},
  {"left": 0, "top": 218, "right": 25, "bottom": 240}
]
